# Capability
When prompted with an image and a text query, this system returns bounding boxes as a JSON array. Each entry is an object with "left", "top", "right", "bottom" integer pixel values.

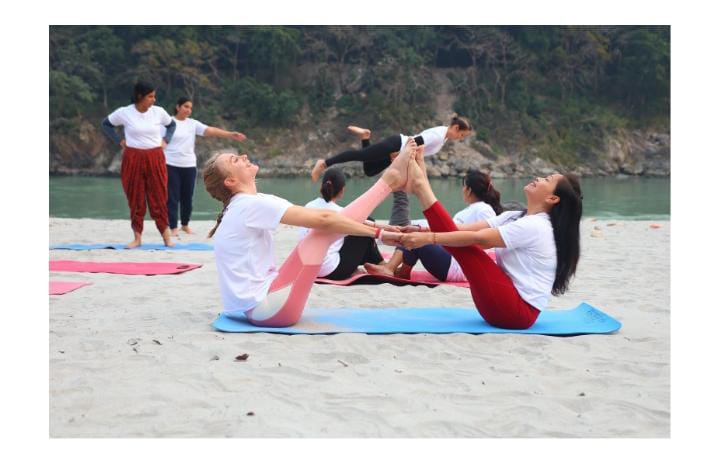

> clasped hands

[{"left": 377, "top": 225, "right": 435, "bottom": 250}]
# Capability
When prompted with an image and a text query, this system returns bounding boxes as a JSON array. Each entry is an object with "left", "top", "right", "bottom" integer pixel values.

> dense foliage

[{"left": 50, "top": 26, "right": 669, "bottom": 161}]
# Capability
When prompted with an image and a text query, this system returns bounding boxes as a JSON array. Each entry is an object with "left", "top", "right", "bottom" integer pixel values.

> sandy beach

[{"left": 49, "top": 217, "right": 670, "bottom": 438}]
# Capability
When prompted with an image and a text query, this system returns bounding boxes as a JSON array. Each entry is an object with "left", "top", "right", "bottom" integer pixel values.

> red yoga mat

[
  {"left": 50, "top": 281, "right": 91, "bottom": 295},
  {"left": 49, "top": 260, "right": 202, "bottom": 275},
  {"left": 316, "top": 269, "right": 470, "bottom": 288}
]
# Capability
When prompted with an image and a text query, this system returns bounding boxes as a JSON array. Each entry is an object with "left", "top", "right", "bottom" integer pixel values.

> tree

[
  {"left": 50, "top": 70, "right": 94, "bottom": 118},
  {"left": 132, "top": 37, "right": 219, "bottom": 103}
]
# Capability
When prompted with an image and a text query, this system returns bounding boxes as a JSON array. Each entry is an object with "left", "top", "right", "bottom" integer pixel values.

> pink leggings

[
  {"left": 246, "top": 179, "right": 393, "bottom": 327},
  {"left": 424, "top": 201, "right": 540, "bottom": 329}
]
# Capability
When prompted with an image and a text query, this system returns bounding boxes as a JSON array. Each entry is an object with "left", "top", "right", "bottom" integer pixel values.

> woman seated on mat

[
  {"left": 365, "top": 168, "right": 503, "bottom": 282},
  {"left": 385, "top": 153, "right": 583, "bottom": 330},
  {"left": 203, "top": 141, "right": 417, "bottom": 328},
  {"left": 298, "top": 167, "right": 390, "bottom": 281}
]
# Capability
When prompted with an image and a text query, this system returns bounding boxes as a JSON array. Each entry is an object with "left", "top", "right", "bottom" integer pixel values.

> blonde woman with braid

[{"left": 202, "top": 142, "right": 416, "bottom": 328}]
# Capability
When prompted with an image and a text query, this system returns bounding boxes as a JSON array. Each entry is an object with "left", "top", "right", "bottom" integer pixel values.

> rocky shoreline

[{"left": 50, "top": 120, "right": 669, "bottom": 178}]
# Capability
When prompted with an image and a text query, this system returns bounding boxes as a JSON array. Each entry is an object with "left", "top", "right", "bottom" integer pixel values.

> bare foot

[
  {"left": 181, "top": 225, "right": 194, "bottom": 234},
  {"left": 161, "top": 229, "right": 175, "bottom": 247},
  {"left": 381, "top": 139, "right": 417, "bottom": 191},
  {"left": 347, "top": 125, "right": 371, "bottom": 140},
  {"left": 364, "top": 262, "right": 395, "bottom": 277},
  {"left": 311, "top": 159, "right": 326, "bottom": 183},
  {"left": 406, "top": 157, "right": 430, "bottom": 195},
  {"left": 127, "top": 232, "right": 142, "bottom": 249},
  {"left": 170, "top": 228, "right": 180, "bottom": 237}
]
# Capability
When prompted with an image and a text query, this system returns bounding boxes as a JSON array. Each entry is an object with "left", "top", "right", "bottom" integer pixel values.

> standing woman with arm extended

[
  {"left": 165, "top": 97, "right": 247, "bottom": 236},
  {"left": 101, "top": 81, "right": 177, "bottom": 248}
]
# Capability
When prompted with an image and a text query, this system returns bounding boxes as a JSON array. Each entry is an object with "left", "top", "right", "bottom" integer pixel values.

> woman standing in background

[
  {"left": 101, "top": 82, "right": 176, "bottom": 248},
  {"left": 165, "top": 97, "right": 247, "bottom": 236}
]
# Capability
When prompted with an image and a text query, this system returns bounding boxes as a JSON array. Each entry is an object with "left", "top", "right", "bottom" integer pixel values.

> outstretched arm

[
  {"left": 455, "top": 220, "right": 491, "bottom": 232},
  {"left": 399, "top": 219, "right": 490, "bottom": 233},
  {"left": 402, "top": 228, "right": 506, "bottom": 250},
  {"left": 280, "top": 206, "right": 377, "bottom": 237},
  {"left": 204, "top": 126, "right": 247, "bottom": 142}
]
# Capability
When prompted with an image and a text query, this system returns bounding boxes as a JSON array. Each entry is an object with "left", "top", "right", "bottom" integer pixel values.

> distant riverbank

[{"left": 50, "top": 175, "right": 670, "bottom": 221}]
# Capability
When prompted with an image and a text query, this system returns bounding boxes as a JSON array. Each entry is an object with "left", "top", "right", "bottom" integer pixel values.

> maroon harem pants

[{"left": 120, "top": 146, "right": 169, "bottom": 234}]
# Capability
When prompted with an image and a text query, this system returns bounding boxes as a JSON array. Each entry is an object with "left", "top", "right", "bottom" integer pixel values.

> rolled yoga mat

[{"left": 212, "top": 302, "right": 621, "bottom": 335}]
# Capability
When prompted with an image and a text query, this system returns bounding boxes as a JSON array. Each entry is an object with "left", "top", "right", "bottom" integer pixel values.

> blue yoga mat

[
  {"left": 50, "top": 242, "right": 213, "bottom": 251},
  {"left": 212, "top": 302, "right": 621, "bottom": 335}
]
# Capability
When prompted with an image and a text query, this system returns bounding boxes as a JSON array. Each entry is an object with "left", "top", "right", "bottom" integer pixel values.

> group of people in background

[
  {"left": 102, "top": 81, "right": 584, "bottom": 332},
  {"left": 101, "top": 82, "right": 246, "bottom": 248}
]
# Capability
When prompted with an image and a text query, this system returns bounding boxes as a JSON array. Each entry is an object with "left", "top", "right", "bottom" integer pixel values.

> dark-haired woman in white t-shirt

[
  {"left": 366, "top": 170, "right": 502, "bottom": 282},
  {"left": 393, "top": 154, "right": 583, "bottom": 330},
  {"left": 165, "top": 97, "right": 247, "bottom": 237},
  {"left": 101, "top": 82, "right": 177, "bottom": 248},
  {"left": 298, "top": 167, "right": 388, "bottom": 280}
]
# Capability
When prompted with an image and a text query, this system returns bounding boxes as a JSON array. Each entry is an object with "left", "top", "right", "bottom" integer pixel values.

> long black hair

[
  {"left": 131, "top": 81, "right": 156, "bottom": 104},
  {"left": 175, "top": 96, "right": 192, "bottom": 115},
  {"left": 464, "top": 170, "right": 503, "bottom": 215},
  {"left": 320, "top": 167, "right": 346, "bottom": 202},
  {"left": 550, "top": 173, "right": 583, "bottom": 296}
]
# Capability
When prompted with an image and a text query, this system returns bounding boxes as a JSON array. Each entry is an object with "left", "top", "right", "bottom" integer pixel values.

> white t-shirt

[
  {"left": 213, "top": 193, "right": 293, "bottom": 314},
  {"left": 487, "top": 211, "right": 557, "bottom": 311},
  {"left": 107, "top": 104, "right": 173, "bottom": 149},
  {"left": 400, "top": 126, "right": 448, "bottom": 157},
  {"left": 297, "top": 198, "right": 345, "bottom": 277},
  {"left": 163, "top": 117, "right": 208, "bottom": 167},
  {"left": 452, "top": 201, "right": 496, "bottom": 225},
  {"left": 446, "top": 202, "right": 498, "bottom": 282}
]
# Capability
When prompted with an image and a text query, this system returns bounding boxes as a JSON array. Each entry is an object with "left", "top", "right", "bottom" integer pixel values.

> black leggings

[
  {"left": 325, "top": 134, "right": 424, "bottom": 225},
  {"left": 167, "top": 165, "right": 197, "bottom": 229},
  {"left": 325, "top": 134, "right": 426, "bottom": 177},
  {"left": 323, "top": 235, "right": 384, "bottom": 280}
]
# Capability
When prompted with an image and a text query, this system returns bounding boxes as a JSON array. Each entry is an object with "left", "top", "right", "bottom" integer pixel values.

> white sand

[{"left": 49, "top": 217, "right": 669, "bottom": 437}]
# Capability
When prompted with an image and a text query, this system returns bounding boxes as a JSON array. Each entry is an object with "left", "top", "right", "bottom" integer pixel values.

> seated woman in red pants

[{"left": 394, "top": 154, "right": 583, "bottom": 330}]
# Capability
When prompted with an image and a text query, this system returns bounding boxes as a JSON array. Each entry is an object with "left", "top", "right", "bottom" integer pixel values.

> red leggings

[
  {"left": 424, "top": 201, "right": 540, "bottom": 329},
  {"left": 120, "top": 146, "right": 169, "bottom": 234}
]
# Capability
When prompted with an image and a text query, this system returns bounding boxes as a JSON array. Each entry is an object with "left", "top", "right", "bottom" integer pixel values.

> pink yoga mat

[
  {"left": 50, "top": 281, "right": 91, "bottom": 295},
  {"left": 316, "top": 269, "right": 470, "bottom": 288},
  {"left": 49, "top": 261, "right": 202, "bottom": 275}
]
